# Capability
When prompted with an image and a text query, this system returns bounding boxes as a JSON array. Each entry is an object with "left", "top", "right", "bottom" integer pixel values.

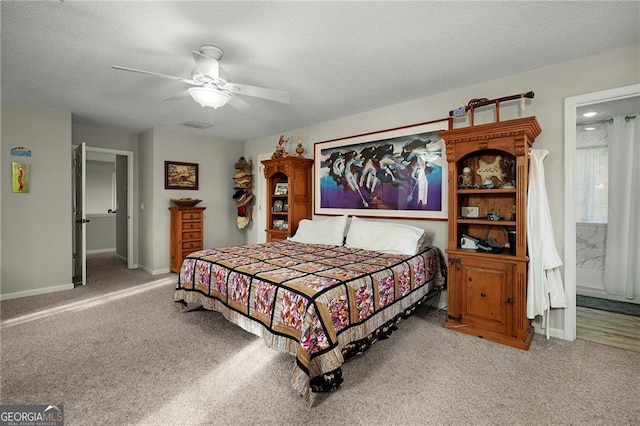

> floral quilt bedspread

[{"left": 174, "top": 240, "right": 446, "bottom": 399}]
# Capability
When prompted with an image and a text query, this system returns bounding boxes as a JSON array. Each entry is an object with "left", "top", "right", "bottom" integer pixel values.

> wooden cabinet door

[{"left": 459, "top": 257, "right": 512, "bottom": 335}]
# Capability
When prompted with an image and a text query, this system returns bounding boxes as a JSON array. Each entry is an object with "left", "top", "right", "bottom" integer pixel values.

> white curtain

[{"left": 605, "top": 115, "right": 640, "bottom": 299}]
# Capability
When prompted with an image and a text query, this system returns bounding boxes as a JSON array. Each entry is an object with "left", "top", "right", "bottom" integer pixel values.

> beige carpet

[{"left": 1, "top": 253, "right": 638, "bottom": 425}]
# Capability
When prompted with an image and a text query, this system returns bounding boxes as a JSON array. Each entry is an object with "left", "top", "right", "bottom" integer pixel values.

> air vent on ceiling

[{"left": 180, "top": 121, "right": 212, "bottom": 129}]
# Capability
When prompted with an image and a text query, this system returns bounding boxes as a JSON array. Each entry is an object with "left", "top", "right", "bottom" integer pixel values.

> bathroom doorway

[{"left": 564, "top": 84, "right": 640, "bottom": 349}]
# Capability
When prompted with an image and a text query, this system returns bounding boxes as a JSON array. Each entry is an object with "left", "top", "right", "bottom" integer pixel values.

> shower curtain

[{"left": 605, "top": 115, "right": 640, "bottom": 300}]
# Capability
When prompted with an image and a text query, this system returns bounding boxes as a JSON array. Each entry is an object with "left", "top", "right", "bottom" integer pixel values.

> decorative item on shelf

[
  {"left": 272, "top": 135, "right": 290, "bottom": 159},
  {"left": 295, "top": 134, "right": 305, "bottom": 157},
  {"left": 447, "top": 91, "right": 535, "bottom": 126},
  {"left": 273, "top": 219, "right": 288, "bottom": 230},
  {"left": 272, "top": 199, "right": 283, "bottom": 212},
  {"left": 500, "top": 157, "right": 516, "bottom": 188},
  {"left": 274, "top": 182, "right": 288, "bottom": 195},
  {"left": 170, "top": 198, "right": 202, "bottom": 207},
  {"left": 457, "top": 166, "right": 474, "bottom": 188},
  {"left": 476, "top": 225, "right": 509, "bottom": 254},
  {"left": 233, "top": 157, "right": 253, "bottom": 230},
  {"left": 476, "top": 156, "right": 503, "bottom": 188},
  {"left": 486, "top": 210, "right": 502, "bottom": 221},
  {"left": 460, "top": 206, "right": 479, "bottom": 218}
]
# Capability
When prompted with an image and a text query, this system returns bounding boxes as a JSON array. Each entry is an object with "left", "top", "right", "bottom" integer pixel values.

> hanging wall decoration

[
  {"left": 233, "top": 157, "right": 253, "bottom": 229},
  {"left": 10, "top": 146, "right": 32, "bottom": 157},
  {"left": 12, "top": 162, "right": 29, "bottom": 193},
  {"left": 314, "top": 118, "right": 450, "bottom": 219}
]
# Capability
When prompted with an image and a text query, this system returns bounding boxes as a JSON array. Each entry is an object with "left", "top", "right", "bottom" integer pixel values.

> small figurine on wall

[{"left": 272, "top": 135, "right": 290, "bottom": 159}]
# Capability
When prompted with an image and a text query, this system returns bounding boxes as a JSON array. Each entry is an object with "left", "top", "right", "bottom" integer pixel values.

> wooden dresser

[{"left": 169, "top": 207, "right": 205, "bottom": 273}]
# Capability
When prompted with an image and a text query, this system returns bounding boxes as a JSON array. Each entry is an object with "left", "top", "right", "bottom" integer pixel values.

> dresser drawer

[
  {"left": 181, "top": 230, "right": 201, "bottom": 240},
  {"left": 181, "top": 211, "right": 202, "bottom": 221},
  {"left": 182, "top": 221, "right": 201, "bottom": 231},
  {"left": 182, "top": 249, "right": 200, "bottom": 260},
  {"left": 182, "top": 241, "right": 202, "bottom": 250}
]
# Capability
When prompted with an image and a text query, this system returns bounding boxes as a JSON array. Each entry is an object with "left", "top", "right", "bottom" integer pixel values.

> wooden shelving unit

[
  {"left": 442, "top": 116, "right": 540, "bottom": 350},
  {"left": 261, "top": 156, "right": 313, "bottom": 242}
]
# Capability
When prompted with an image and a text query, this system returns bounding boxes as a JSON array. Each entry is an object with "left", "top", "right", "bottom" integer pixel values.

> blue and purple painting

[{"left": 317, "top": 130, "right": 444, "bottom": 215}]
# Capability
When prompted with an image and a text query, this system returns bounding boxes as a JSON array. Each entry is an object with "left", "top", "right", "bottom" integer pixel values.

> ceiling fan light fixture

[{"left": 188, "top": 86, "right": 231, "bottom": 109}]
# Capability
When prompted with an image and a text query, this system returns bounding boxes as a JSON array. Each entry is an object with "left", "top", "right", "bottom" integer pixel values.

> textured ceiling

[{"left": 2, "top": 2, "right": 639, "bottom": 142}]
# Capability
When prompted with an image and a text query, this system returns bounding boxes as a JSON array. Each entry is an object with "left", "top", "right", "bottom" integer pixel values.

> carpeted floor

[
  {"left": 577, "top": 294, "right": 640, "bottom": 317},
  {"left": 1, "top": 254, "right": 639, "bottom": 425}
]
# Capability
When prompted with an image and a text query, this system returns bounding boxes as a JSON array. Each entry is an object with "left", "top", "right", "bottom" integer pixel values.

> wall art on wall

[
  {"left": 10, "top": 146, "right": 31, "bottom": 157},
  {"left": 314, "top": 118, "right": 450, "bottom": 219},
  {"left": 165, "top": 161, "right": 199, "bottom": 190},
  {"left": 12, "top": 162, "right": 29, "bottom": 193}
]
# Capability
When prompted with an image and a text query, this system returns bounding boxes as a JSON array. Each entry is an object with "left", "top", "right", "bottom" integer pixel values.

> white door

[{"left": 73, "top": 143, "right": 87, "bottom": 285}]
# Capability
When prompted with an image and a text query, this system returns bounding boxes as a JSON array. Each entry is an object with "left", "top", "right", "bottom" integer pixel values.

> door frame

[
  {"left": 73, "top": 145, "right": 135, "bottom": 271},
  {"left": 563, "top": 83, "right": 640, "bottom": 340}
]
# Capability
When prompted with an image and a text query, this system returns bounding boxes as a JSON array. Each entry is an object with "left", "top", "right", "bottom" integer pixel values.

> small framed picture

[
  {"left": 461, "top": 206, "right": 479, "bottom": 218},
  {"left": 165, "top": 161, "right": 199, "bottom": 190},
  {"left": 272, "top": 200, "right": 284, "bottom": 212},
  {"left": 274, "top": 182, "right": 288, "bottom": 195},
  {"left": 12, "top": 162, "right": 29, "bottom": 193}
]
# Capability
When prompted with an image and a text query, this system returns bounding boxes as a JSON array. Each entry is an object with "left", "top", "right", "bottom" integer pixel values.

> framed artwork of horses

[{"left": 313, "top": 118, "right": 450, "bottom": 219}]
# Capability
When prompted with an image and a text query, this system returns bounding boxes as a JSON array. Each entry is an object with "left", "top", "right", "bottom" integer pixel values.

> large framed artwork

[
  {"left": 165, "top": 161, "right": 199, "bottom": 190},
  {"left": 314, "top": 118, "right": 450, "bottom": 219}
]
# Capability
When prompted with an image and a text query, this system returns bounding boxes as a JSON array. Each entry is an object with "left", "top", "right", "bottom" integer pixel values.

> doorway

[
  {"left": 564, "top": 84, "right": 640, "bottom": 343},
  {"left": 72, "top": 145, "right": 135, "bottom": 285}
]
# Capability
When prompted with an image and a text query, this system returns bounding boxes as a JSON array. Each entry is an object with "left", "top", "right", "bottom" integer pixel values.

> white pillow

[
  {"left": 288, "top": 215, "right": 348, "bottom": 246},
  {"left": 345, "top": 216, "right": 426, "bottom": 255}
]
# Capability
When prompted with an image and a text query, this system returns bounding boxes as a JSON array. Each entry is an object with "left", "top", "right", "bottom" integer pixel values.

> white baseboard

[
  {"left": 0, "top": 283, "right": 75, "bottom": 301},
  {"left": 139, "top": 264, "right": 171, "bottom": 275},
  {"left": 86, "top": 248, "right": 116, "bottom": 255},
  {"left": 531, "top": 317, "right": 568, "bottom": 341}
]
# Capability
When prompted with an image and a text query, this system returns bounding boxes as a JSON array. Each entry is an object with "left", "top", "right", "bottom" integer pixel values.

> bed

[{"left": 174, "top": 216, "right": 447, "bottom": 400}]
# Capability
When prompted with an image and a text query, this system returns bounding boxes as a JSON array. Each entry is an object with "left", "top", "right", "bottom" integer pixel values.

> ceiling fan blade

[
  {"left": 192, "top": 51, "right": 219, "bottom": 80},
  {"left": 112, "top": 65, "right": 196, "bottom": 84},
  {"left": 161, "top": 90, "right": 191, "bottom": 101},
  {"left": 227, "top": 94, "right": 251, "bottom": 110},
  {"left": 228, "top": 83, "right": 290, "bottom": 104}
]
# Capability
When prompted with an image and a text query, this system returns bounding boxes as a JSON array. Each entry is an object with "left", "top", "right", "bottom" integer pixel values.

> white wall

[
  {"left": 1, "top": 103, "right": 73, "bottom": 299},
  {"left": 138, "top": 127, "right": 245, "bottom": 274},
  {"left": 245, "top": 43, "right": 640, "bottom": 338}
]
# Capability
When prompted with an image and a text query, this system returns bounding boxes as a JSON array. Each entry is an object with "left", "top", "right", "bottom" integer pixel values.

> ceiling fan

[{"left": 112, "top": 45, "right": 290, "bottom": 110}]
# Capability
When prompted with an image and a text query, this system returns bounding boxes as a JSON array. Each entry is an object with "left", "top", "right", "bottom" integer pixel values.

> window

[{"left": 575, "top": 145, "right": 608, "bottom": 223}]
